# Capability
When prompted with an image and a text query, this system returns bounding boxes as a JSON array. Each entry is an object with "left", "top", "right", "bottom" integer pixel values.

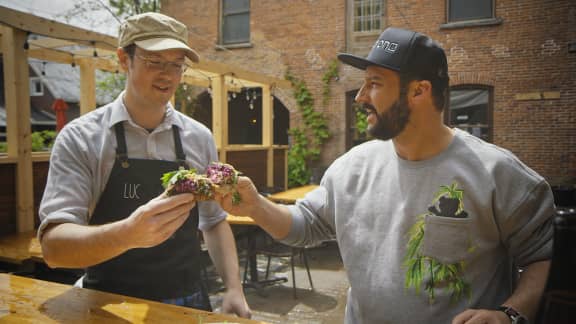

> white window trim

[{"left": 29, "top": 77, "right": 44, "bottom": 96}]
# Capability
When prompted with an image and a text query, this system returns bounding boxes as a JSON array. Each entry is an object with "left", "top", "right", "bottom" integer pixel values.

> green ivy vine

[
  {"left": 285, "top": 69, "right": 332, "bottom": 187},
  {"left": 321, "top": 59, "right": 339, "bottom": 105}
]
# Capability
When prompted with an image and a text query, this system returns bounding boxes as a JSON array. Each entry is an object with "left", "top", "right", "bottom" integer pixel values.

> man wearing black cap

[
  {"left": 38, "top": 12, "right": 251, "bottom": 318},
  {"left": 216, "top": 27, "right": 554, "bottom": 323}
]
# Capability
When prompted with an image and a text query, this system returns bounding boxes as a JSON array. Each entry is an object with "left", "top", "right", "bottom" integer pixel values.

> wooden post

[
  {"left": 1, "top": 26, "right": 35, "bottom": 232},
  {"left": 78, "top": 58, "right": 96, "bottom": 115},
  {"left": 211, "top": 75, "right": 228, "bottom": 162},
  {"left": 262, "top": 85, "right": 274, "bottom": 188}
]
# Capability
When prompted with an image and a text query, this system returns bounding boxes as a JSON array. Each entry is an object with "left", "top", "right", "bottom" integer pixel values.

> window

[
  {"left": 29, "top": 77, "right": 44, "bottom": 96},
  {"left": 448, "top": 0, "right": 494, "bottom": 22},
  {"left": 446, "top": 86, "right": 492, "bottom": 142},
  {"left": 221, "top": 0, "right": 250, "bottom": 45},
  {"left": 353, "top": 0, "right": 383, "bottom": 32}
]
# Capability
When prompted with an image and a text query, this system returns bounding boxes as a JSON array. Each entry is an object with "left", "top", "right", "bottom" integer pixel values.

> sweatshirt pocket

[{"left": 420, "top": 214, "right": 472, "bottom": 264}]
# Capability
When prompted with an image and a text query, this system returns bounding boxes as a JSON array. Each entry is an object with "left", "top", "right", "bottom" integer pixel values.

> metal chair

[{"left": 243, "top": 239, "right": 314, "bottom": 298}]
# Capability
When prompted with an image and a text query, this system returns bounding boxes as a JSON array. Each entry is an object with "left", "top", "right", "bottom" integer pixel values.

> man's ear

[
  {"left": 413, "top": 80, "right": 431, "bottom": 97},
  {"left": 117, "top": 47, "right": 130, "bottom": 72}
]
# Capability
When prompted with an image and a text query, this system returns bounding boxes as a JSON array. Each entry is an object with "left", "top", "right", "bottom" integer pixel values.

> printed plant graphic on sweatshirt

[{"left": 403, "top": 182, "right": 475, "bottom": 304}]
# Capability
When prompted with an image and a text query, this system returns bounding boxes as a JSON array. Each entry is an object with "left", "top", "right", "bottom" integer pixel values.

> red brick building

[{"left": 163, "top": 0, "right": 575, "bottom": 187}]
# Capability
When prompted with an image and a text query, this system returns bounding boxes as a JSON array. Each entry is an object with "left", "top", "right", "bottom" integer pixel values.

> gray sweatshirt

[{"left": 283, "top": 129, "right": 554, "bottom": 324}]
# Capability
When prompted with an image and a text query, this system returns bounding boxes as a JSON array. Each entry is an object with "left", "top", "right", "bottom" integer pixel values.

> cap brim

[
  {"left": 135, "top": 38, "right": 199, "bottom": 62},
  {"left": 337, "top": 53, "right": 401, "bottom": 72}
]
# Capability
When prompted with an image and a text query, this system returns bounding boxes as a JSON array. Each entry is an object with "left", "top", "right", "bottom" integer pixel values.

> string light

[
  {"left": 23, "top": 32, "right": 30, "bottom": 50},
  {"left": 91, "top": 41, "right": 98, "bottom": 57}
]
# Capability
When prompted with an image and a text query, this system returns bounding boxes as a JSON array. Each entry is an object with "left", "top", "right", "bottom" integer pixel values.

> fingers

[
  {"left": 152, "top": 198, "right": 196, "bottom": 227},
  {"left": 452, "top": 309, "right": 474, "bottom": 324},
  {"left": 452, "top": 309, "right": 507, "bottom": 324},
  {"left": 158, "top": 210, "right": 190, "bottom": 239},
  {"left": 147, "top": 193, "right": 195, "bottom": 215}
]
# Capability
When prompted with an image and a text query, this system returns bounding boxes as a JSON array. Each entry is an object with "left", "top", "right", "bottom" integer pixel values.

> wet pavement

[{"left": 206, "top": 241, "right": 349, "bottom": 323}]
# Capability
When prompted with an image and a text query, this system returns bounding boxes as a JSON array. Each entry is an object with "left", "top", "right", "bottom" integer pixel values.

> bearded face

[{"left": 363, "top": 89, "right": 411, "bottom": 141}]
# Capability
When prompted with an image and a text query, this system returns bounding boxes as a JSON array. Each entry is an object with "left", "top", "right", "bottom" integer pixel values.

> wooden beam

[
  {"left": 211, "top": 75, "right": 228, "bottom": 161},
  {"left": 92, "top": 57, "right": 120, "bottom": 73},
  {"left": 70, "top": 48, "right": 116, "bottom": 58},
  {"left": 78, "top": 58, "right": 96, "bottom": 115},
  {"left": 27, "top": 48, "right": 73, "bottom": 64},
  {"left": 191, "top": 59, "right": 291, "bottom": 89},
  {"left": 181, "top": 74, "right": 210, "bottom": 87},
  {"left": 0, "top": 25, "right": 35, "bottom": 232},
  {"left": 262, "top": 85, "right": 274, "bottom": 188},
  {"left": 28, "top": 37, "right": 76, "bottom": 49},
  {"left": 0, "top": 5, "right": 117, "bottom": 51}
]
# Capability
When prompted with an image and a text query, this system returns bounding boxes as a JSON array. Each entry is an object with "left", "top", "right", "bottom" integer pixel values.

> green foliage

[
  {"left": 285, "top": 70, "right": 331, "bottom": 187},
  {"left": 109, "top": 0, "right": 160, "bottom": 15},
  {"left": 31, "top": 130, "right": 57, "bottom": 152},
  {"left": 0, "top": 142, "right": 6, "bottom": 153},
  {"left": 403, "top": 184, "right": 472, "bottom": 304},
  {"left": 354, "top": 103, "right": 369, "bottom": 141},
  {"left": 287, "top": 128, "right": 312, "bottom": 187},
  {"left": 433, "top": 182, "right": 465, "bottom": 213},
  {"left": 97, "top": 72, "right": 126, "bottom": 103},
  {"left": 321, "top": 59, "right": 339, "bottom": 106}
]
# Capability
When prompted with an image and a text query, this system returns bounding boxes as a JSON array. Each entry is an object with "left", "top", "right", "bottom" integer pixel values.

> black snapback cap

[{"left": 338, "top": 27, "right": 448, "bottom": 83}]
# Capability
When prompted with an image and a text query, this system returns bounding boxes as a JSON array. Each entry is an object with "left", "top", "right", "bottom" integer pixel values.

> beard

[{"left": 364, "top": 95, "right": 411, "bottom": 141}]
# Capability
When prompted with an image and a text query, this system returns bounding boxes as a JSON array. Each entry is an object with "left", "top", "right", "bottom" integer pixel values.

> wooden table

[
  {"left": 0, "top": 231, "right": 43, "bottom": 264},
  {"left": 0, "top": 273, "right": 262, "bottom": 323},
  {"left": 267, "top": 185, "right": 319, "bottom": 204}
]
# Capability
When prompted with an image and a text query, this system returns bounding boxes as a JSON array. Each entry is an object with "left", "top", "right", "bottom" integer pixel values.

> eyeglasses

[{"left": 134, "top": 54, "right": 189, "bottom": 74}]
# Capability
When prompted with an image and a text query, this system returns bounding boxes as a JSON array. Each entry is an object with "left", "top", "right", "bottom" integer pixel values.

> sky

[{"left": 0, "top": 0, "right": 122, "bottom": 36}]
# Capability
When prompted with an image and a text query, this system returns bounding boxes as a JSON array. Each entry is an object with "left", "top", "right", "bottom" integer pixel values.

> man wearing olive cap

[
  {"left": 39, "top": 12, "right": 251, "bottom": 318},
  {"left": 216, "top": 27, "right": 553, "bottom": 323}
]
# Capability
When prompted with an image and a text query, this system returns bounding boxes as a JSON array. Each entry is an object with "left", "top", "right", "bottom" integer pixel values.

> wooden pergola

[{"left": 0, "top": 6, "right": 291, "bottom": 233}]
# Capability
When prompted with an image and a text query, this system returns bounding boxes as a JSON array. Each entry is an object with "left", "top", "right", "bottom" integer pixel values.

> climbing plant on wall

[{"left": 285, "top": 62, "right": 337, "bottom": 187}]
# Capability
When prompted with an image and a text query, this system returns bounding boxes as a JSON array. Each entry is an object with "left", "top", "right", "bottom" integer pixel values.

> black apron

[{"left": 84, "top": 123, "right": 207, "bottom": 306}]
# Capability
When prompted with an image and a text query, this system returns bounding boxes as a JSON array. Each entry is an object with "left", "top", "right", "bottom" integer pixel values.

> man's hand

[
  {"left": 214, "top": 176, "right": 261, "bottom": 216},
  {"left": 452, "top": 309, "right": 511, "bottom": 324},
  {"left": 121, "top": 192, "right": 196, "bottom": 249},
  {"left": 221, "top": 287, "right": 252, "bottom": 318}
]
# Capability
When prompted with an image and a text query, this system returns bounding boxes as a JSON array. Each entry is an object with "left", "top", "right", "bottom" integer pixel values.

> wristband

[{"left": 497, "top": 305, "right": 528, "bottom": 324}]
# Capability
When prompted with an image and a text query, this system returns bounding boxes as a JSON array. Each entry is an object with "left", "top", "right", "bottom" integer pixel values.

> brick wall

[
  {"left": 163, "top": 0, "right": 575, "bottom": 184},
  {"left": 385, "top": 0, "right": 575, "bottom": 184}
]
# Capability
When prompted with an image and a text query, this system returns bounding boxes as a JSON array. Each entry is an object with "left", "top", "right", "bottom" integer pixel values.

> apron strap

[
  {"left": 172, "top": 125, "right": 187, "bottom": 168},
  {"left": 114, "top": 123, "right": 187, "bottom": 169},
  {"left": 114, "top": 123, "right": 130, "bottom": 168}
]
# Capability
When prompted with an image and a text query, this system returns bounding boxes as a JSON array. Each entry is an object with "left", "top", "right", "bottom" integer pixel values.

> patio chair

[{"left": 243, "top": 238, "right": 314, "bottom": 299}]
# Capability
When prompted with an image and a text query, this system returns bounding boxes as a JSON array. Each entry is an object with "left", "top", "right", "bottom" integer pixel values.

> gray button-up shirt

[{"left": 38, "top": 92, "right": 226, "bottom": 237}]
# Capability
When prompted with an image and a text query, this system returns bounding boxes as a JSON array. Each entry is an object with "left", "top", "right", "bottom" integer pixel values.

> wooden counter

[
  {"left": 0, "top": 231, "right": 42, "bottom": 264},
  {"left": 0, "top": 273, "right": 263, "bottom": 323},
  {"left": 226, "top": 215, "right": 255, "bottom": 226},
  {"left": 267, "top": 185, "right": 319, "bottom": 204}
]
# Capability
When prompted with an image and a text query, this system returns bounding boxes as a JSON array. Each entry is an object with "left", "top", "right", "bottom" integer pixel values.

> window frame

[
  {"left": 441, "top": 0, "right": 502, "bottom": 30},
  {"left": 352, "top": 0, "right": 384, "bottom": 34},
  {"left": 445, "top": 84, "right": 494, "bottom": 143},
  {"left": 220, "top": 0, "right": 251, "bottom": 47},
  {"left": 447, "top": 0, "right": 494, "bottom": 23},
  {"left": 29, "top": 77, "right": 44, "bottom": 97}
]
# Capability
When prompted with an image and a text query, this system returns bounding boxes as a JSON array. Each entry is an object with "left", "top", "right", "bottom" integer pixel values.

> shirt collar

[{"left": 108, "top": 91, "right": 184, "bottom": 131}]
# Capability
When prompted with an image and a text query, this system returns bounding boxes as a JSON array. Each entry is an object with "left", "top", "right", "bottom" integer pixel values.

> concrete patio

[{"left": 207, "top": 241, "right": 349, "bottom": 323}]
